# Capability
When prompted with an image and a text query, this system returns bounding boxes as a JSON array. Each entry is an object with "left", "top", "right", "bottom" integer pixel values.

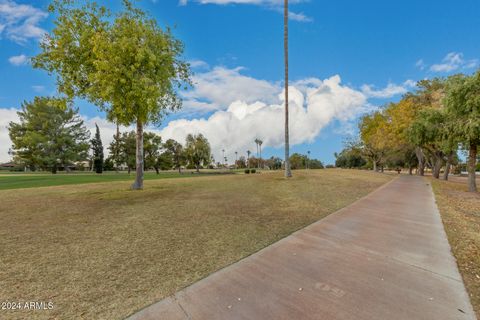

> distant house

[{"left": 0, "top": 162, "right": 16, "bottom": 169}]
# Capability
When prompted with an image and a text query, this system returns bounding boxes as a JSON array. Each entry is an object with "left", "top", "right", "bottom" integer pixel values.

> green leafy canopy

[{"left": 33, "top": 0, "right": 192, "bottom": 126}]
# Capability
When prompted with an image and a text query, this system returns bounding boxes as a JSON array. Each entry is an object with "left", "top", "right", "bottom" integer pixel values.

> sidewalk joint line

[{"left": 173, "top": 295, "right": 193, "bottom": 320}]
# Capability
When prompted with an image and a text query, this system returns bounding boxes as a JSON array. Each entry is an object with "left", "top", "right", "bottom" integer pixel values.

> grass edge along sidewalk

[{"left": 431, "top": 177, "right": 480, "bottom": 319}]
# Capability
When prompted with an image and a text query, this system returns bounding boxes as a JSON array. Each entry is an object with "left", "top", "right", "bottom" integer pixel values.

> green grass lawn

[
  {"left": 0, "top": 169, "right": 392, "bottom": 320},
  {"left": 0, "top": 170, "right": 233, "bottom": 190}
]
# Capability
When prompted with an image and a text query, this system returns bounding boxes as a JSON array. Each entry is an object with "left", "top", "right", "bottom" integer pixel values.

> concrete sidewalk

[{"left": 128, "top": 175, "right": 476, "bottom": 320}]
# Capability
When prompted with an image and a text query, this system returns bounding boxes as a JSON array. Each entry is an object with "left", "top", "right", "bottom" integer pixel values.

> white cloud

[
  {"left": 32, "top": 85, "right": 45, "bottom": 93},
  {"left": 288, "top": 11, "right": 312, "bottom": 22},
  {"left": 178, "top": 0, "right": 311, "bottom": 22},
  {"left": 361, "top": 80, "right": 416, "bottom": 99},
  {"left": 184, "top": 0, "right": 304, "bottom": 5},
  {"left": 415, "top": 59, "right": 425, "bottom": 70},
  {"left": 161, "top": 75, "right": 369, "bottom": 164},
  {"left": 0, "top": 0, "right": 47, "bottom": 44},
  {"left": 429, "top": 52, "right": 478, "bottom": 73},
  {"left": 8, "top": 54, "right": 28, "bottom": 65},
  {"left": 189, "top": 59, "right": 210, "bottom": 69},
  {"left": 182, "top": 66, "right": 280, "bottom": 112},
  {"left": 0, "top": 108, "right": 19, "bottom": 163}
]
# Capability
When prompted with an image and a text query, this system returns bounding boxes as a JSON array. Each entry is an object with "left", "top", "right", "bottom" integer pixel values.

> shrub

[
  {"left": 251, "top": 169, "right": 256, "bottom": 173},
  {"left": 244, "top": 169, "right": 250, "bottom": 174}
]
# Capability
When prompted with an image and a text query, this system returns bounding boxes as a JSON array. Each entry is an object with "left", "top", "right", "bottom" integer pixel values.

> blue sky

[{"left": 1, "top": 0, "right": 479, "bottom": 164}]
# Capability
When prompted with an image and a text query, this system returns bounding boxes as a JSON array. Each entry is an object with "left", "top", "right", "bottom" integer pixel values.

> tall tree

[
  {"left": 109, "top": 131, "right": 137, "bottom": 174},
  {"left": 381, "top": 99, "right": 419, "bottom": 175},
  {"left": 91, "top": 123, "right": 104, "bottom": 174},
  {"left": 163, "top": 139, "right": 185, "bottom": 173},
  {"left": 359, "top": 111, "right": 388, "bottom": 172},
  {"left": 445, "top": 72, "right": 480, "bottom": 192},
  {"left": 335, "top": 143, "right": 367, "bottom": 169},
  {"left": 407, "top": 79, "right": 446, "bottom": 175},
  {"left": 408, "top": 108, "right": 448, "bottom": 179},
  {"left": 289, "top": 153, "right": 307, "bottom": 170},
  {"left": 143, "top": 132, "right": 162, "bottom": 174},
  {"left": 265, "top": 156, "right": 283, "bottom": 170},
  {"left": 8, "top": 97, "right": 90, "bottom": 173},
  {"left": 33, "top": 0, "right": 191, "bottom": 189},
  {"left": 284, "top": 0, "right": 292, "bottom": 178},
  {"left": 185, "top": 134, "right": 211, "bottom": 173},
  {"left": 235, "top": 156, "right": 247, "bottom": 169}
]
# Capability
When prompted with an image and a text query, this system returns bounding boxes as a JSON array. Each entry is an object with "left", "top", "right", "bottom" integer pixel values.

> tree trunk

[
  {"left": 178, "top": 166, "right": 182, "bottom": 174},
  {"left": 284, "top": 0, "right": 292, "bottom": 178},
  {"left": 115, "top": 123, "right": 120, "bottom": 172},
  {"left": 155, "top": 166, "right": 159, "bottom": 174},
  {"left": 128, "top": 166, "right": 131, "bottom": 174},
  {"left": 443, "top": 161, "right": 451, "bottom": 181},
  {"left": 373, "top": 161, "right": 377, "bottom": 172},
  {"left": 432, "top": 155, "right": 442, "bottom": 179},
  {"left": 196, "top": 164, "right": 200, "bottom": 173},
  {"left": 52, "top": 163, "right": 57, "bottom": 174},
  {"left": 408, "top": 166, "right": 413, "bottom": 175},
  {"left": 131, "top": 120, "right": 144, "bottom": 190},
  {"left": 415, "top": 147, "right": 425, "bottom": 176},
  {"left": 467, "top": 142, "right": 477, "bottom": 192}
]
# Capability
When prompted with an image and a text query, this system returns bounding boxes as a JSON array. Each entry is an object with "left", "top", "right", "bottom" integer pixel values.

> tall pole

[
  {"left": 235, "top": 151, "right": 238, "bottom": 169},
  {"left": 254, "top": 139, "right": 259, "bottom": 168},
  {"left": 284, "top": 0, "right": 292, "bottom": 178},
  {"left": 259, "top": 140, "right": 263, "bottom": 169}
]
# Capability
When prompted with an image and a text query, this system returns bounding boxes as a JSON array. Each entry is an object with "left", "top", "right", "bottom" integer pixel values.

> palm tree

[
  {"left": 247, "top": 150, "right": 251, "bottom": 168},
  {"left": 235, "top": 151, "right": 238, "bottom": 169},
  {"left": 254, "top": 138, "right": 260, "bottom": 160},
  {"left": 284, "top": 0, "right": 292, "bottom": 178}
]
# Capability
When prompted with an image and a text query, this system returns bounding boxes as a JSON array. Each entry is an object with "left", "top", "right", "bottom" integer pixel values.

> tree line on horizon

[
  {"left": 6, "top": 96, "right": 325, "bottom": 174},
  {"left": 7, "top": 97, "right": 213, "bottom": 174},
  {"left": 335, "top": 72, "right": 480, "bottom": 192}
]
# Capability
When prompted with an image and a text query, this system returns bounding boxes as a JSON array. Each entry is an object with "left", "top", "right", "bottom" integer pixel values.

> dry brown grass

[
  {"left": 431, "top": 177, "right": 480, "bottom": 318},
  {"left": 0, "top": 169, "right": 392, "bottom": 320}
]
